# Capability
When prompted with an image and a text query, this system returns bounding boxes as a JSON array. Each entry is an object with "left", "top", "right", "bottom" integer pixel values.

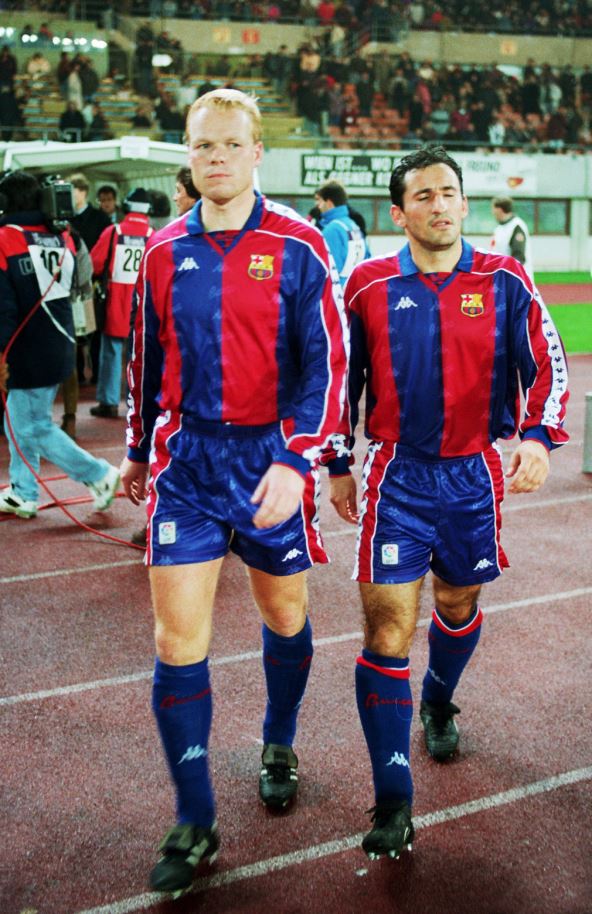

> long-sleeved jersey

[
  {"left": 328, "top": 239, "right": 568, "bottom": 470},
  {"left": 91, "top": 213, "right": 153, "bottom": 338},
  {"left": 126, "top": 192, "right": 348, "bottom": 476}
]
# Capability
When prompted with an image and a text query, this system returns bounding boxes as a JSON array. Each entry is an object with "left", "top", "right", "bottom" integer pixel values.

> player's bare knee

[
  {"left": 363, "top": 613, "right": 416, "bottom": 658},
  {"left": 154, "top": 622, "right": 208, "bottom": 665},
  {"left": 433, "top": 580, "right": 480, "bottom": 625}
]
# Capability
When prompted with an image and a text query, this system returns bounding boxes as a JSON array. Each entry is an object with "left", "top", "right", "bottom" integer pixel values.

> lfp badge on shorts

[
  {"left": 158, "top": 521, "right": 177, "bottom": 545},
  {"left": 248, "top": 254, "right": 274, "bottom": 281},
  {"left": 381, "top": 543, "right": 399, "bottom": 565},
  {"left": 460, "top": 293, "right": 484, "bottom": 317}
]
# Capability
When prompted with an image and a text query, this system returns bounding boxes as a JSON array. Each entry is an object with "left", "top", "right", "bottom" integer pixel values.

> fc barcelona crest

[
  {"left": 248, "top": 254, "right": 274, "bottom": 280},
  {"left": 460, "top": 293, "right": 484, "bottom": 317}
]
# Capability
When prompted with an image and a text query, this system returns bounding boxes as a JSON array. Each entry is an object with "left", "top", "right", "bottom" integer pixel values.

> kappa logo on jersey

[
  {"left": 282, "top": 548, "right": 303, "bottom": 562},
  {"left": 248, "top": 254, "right": 274, "bottom": 280},
  {"left": 460, "top": 293, "right": 484, "bottom": 317},
  {"left": 178, "top": 256, "right": 199, "bottom": 271},
  {"left": 394, "top": 296, "right": 418, "bottom": 310},
  {"left": 473, "top": 557, "right": 494, "bottom": 571}
]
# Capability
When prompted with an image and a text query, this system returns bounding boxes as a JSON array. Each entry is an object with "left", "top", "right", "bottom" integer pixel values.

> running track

[{"left": 1, "top": 355, "right": 591, "bottom": 914}]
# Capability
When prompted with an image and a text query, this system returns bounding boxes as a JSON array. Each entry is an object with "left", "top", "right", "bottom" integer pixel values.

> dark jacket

[
  {"left": 0, "top": 211, "right": 77, "bottom": 389},
  {"left": 71, "top": 203, "right": 111, "bottom": 251}
]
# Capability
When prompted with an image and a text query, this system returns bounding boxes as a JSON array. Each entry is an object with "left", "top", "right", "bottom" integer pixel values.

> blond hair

[{"left": 187, "top": 88, "right": 263, "bottom": 144}]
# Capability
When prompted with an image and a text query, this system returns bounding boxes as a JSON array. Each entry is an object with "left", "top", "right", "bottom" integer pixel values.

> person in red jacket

[{"left": 89, "top": 188, "right": 153, "bottom": 418}]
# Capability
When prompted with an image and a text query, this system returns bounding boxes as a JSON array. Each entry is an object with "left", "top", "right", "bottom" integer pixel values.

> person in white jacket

[{"left": 490, "top": 195, "right": 534, "bottom": 279}]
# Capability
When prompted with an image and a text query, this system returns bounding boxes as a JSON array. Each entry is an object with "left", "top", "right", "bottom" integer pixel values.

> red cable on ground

[{"left": 0, "top": 225, "right": 145, "bottom": 552}]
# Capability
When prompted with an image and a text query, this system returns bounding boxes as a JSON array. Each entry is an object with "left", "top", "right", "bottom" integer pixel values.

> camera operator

[{"left": 0, "top": 170, "right": 120, "bottom": 519}]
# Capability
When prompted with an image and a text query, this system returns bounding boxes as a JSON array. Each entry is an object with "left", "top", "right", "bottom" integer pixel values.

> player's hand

[
  {"left": 505, "top": 440, "right": 550, "bottom": 494},
  {"left": 329, "top": 474, "right": 359, "bottom": 524},
  {"left": 251, "top": 463, "right": 305, "bottom": 529},
  {"left": 120, "top": 456, "right": 149, "bottom": 505},
  {"left": 0, "top": 357, "right": 8, "bottom": 393}
]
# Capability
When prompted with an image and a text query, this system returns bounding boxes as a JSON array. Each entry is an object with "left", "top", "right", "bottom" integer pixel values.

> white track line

[
  {"left": 2, "top": 492, "right": 591, "bottom": 585},
  {"left": 75, "top": 765, "right": 592, "bottom": 914},
  {"left": 1, "top": 587, "right": 590, "bottom": 709},
  {"left": 1, "top": 559, "right": 141, "bottom": 584}
]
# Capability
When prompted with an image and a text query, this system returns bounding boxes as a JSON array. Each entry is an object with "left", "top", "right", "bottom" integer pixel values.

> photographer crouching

[{"left": 0, "top": 170, "right": 120, "bottom": 519}]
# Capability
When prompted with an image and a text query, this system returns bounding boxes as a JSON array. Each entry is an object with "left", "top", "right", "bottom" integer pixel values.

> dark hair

[
  {"left": 0, "top": 170, "right": 40, "bottom": 213},
  {"left": 389, "top": 145, "right": 464, "bottom": 208},
  {"left": 146, "top": 188, "right": 171, "bottom": 218},
  {"left": 317, "top": 179, "right": 348, "bottom": 208},
  {"left": 492, "top": 196, "right": 513, "bottom": 213},
  {"left": 348, "top": 205, "right": 367, "bottom": 237},
  {"left": 175, "top": 166, "right": 200, "bottom": 201},
  {"left": 97, "top": 184, "right": 117, "bottom": 199}
]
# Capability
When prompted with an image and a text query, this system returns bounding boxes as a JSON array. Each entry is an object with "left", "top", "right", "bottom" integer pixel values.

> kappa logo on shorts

[
  {"left": 282, "top": 548, "right": 303, "bottom": 562},
  {"left": 158, "top": 521, "right": 177, "bottom": 545},
  {"left": 473, "top": 557, "right": 494, "bottom": 571},
  {"left": 381, "top": 543, "right": 399, "bottom": 565}
]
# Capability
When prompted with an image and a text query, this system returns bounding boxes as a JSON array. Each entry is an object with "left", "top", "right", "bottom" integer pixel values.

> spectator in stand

[
  {"left": 545, "top": 104, "right": 569, "bottom": 150},
  {"left": 67, "top": 61, "right": 84, "bottom": 112},
  {"left": 26, "top": 52, "right": 51, "bottom": 80},
  {"left": 38, "top": 23, "right": 53, "bottom": 45},
  {"left": 87, "top": 103, "right": 111, "bottom": 141},
  {"left": 198, "top": 77, "right": 217, "bottom": 97},
  {"left": 357, "top": 70, "right": 374, "bottom": 118},
  {"left": 0, "top": 46, "right": 17, "bottom": 90},
  {"left": 579, "top": 65, "right": 592, "bottom": 111},
  {"left": 176, "top": 74, "right": 197, "bottom": 114},
  {"left": 80, "top": 58, "right": 100, "bottom": 105},
  {"left": 317, "top": 0, "right": 336, "bottom": 26},
  {"left": 57, "top": 52, "right": 71, "bottom": 99},
  {"left": 59, "top": 101, "right": 86, "bottom": 143},
  {"left": 156, "top": 92, "right": 186, "bottom": 143},
  {"left": 131, "top": 102, "right": 153, "bottom": 128}
]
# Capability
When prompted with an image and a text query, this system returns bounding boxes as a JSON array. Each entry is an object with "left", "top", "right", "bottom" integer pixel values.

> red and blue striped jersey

[
  {"left": 126, "top": 193, "right": 348, "bottom": 476},
  {"left": 330, "top": 239, "right": 568, "bottom": 465}
]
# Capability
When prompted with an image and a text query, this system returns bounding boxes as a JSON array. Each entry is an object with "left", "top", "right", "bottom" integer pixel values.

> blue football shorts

[
  {"left": 145, "top": 414, "right": 328, "bottom": 573},
  {"left": 354, "top": 441, "right": 509, "bottom": 585}
]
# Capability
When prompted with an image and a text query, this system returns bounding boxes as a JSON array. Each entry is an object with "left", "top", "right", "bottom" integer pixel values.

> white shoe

[
  {"left": 87, "top": 465, "right": 120, "bottom": 511},
  {"left": 0, "top": 487, "right": 38, "bottom": 518}
]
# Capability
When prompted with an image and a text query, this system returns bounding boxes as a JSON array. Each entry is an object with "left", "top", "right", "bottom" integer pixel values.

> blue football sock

[
  {"left": 262, "top": 616, "right": 313, "bottom": 747},
  {"left": 421, "top": 606, "right": 483, "bottom": 705},
  {"left": 152, "top": 657, "right": 215, "bottom": 827},
  {"left": 355, "top": 649, "right": 413, "bottom": 806}
]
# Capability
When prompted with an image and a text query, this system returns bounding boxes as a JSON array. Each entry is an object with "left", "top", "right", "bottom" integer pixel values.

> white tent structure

[{"left": 0, "top": 137, "right": 190, "bottom": 196}]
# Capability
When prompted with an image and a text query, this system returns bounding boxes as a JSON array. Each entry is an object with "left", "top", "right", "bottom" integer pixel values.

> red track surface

[
  {"left": 1, "top": 358, "right": 591, "bottom": 914},
  {"left": 538, "top": 283, "right": 592, "bottom": 305}
]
